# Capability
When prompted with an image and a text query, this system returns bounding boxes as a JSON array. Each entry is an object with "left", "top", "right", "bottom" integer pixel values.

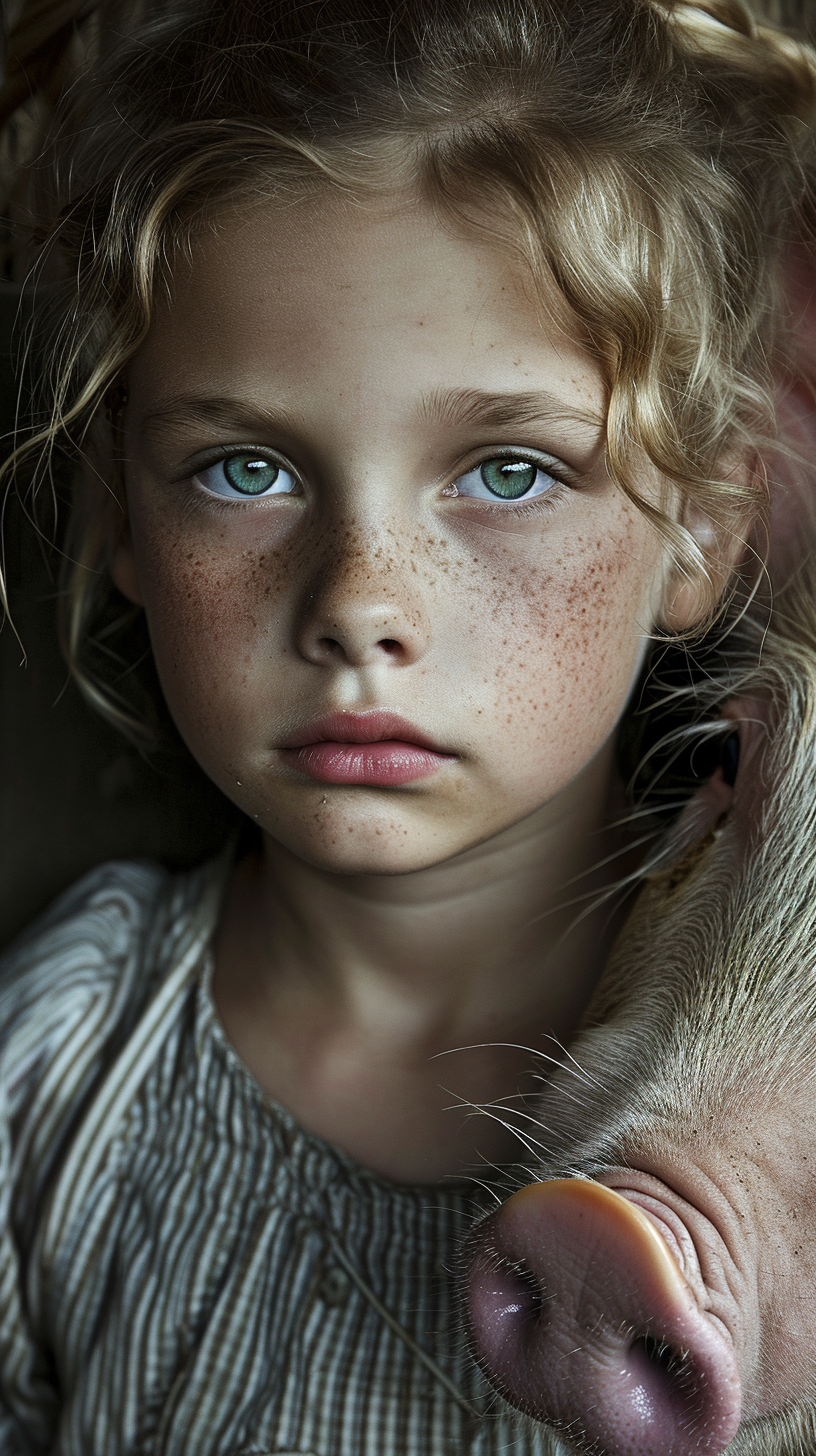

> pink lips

[{"left": 279, "top": 712, "right": 455, "bottom": 786}]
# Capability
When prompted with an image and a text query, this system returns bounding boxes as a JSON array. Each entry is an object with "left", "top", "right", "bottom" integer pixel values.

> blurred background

[
  {"left": 0, "top": 0, "right": 814, "bottom": 947},
  {"left": 0, "top": 1, "right": 237, "bottom": 946}
]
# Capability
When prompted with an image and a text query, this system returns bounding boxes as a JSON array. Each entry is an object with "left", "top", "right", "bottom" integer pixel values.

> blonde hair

[{"left": 4, "top": 0, "right": 816, "bottom": 739}]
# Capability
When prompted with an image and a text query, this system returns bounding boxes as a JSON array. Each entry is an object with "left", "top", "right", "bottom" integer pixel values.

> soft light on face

[{"left": 116, "top": 191, "right": 667, "bottom": 874}]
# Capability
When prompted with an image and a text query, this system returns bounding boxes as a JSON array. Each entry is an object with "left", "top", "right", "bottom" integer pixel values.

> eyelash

[
  {"left": 472, "top": 484, "right": 570, "bottom": 521},
  {"left": 184, "top": 446, "right": 574, "bottom": 513}
]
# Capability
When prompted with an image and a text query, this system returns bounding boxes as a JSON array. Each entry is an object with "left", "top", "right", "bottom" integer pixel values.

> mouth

[{"left": 279, "top": 711, "right": 457, "bottom": 787}]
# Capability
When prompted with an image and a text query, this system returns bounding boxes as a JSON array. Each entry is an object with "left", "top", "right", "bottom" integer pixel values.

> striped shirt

[{"left": 0, "top": 858, "right": 569, "bottom": 1455}]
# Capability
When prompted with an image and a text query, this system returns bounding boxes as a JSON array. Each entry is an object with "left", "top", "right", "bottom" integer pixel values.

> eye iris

[
  {"left": 480, "top": 458, "right": 537, "bottom": 499},
  {"left": 223, "top": 455, "right": 280, "bottom": 495}
]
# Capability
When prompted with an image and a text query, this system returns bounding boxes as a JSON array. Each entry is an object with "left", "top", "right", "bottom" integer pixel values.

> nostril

[
  {"left": 467, "top": 1249, "right": 546, "bottom": 1371},
  {"left": 490, "top": 1258, "right": 544, "bottom": 1329},
  {"left": 614, "top": 1332, "right": 728, "bottom": 1450},
  {"left": 378, "top": 637, "right": 401, "bottom": 655},
  {"left": 638, "top": 1334, "right": 689, "bottom": 1381},
  {"left": 630, "top": 1334, "right": 699, "bottom": 1414}
]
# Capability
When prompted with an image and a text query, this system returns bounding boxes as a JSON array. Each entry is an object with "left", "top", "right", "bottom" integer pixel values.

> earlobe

[
  {"left": 659, "top": 570, "right": 715, "bottom": 634},
  {"left": 659, "top": 574, "right": 702, "bottom": 633},
  {"left": 77, "top": 441, "right": 144, "bottom": 606}
]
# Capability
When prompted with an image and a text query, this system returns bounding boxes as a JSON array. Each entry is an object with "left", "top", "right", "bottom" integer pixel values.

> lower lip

[{"left": 281, "top": 740, "right": 454, "bottom": 786}]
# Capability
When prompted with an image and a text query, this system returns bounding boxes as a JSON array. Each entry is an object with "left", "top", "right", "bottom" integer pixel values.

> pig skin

[{"left": 466, "top": 564, "right": 816, "bottom": 1456}]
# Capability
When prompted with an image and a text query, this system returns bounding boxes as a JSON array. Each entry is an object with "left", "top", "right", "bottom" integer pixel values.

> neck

[{"left": 213, "top": 742, "right": 632, "bottom": 1181}]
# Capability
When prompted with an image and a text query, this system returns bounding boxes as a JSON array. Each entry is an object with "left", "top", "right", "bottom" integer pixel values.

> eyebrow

[
  {"left": 139, "top": 396, "right": 304, "bottom": 442},
  {"left": 138, "top": 386, "right": 604, "bottom": 443},
  {"left": 417, "top": 386, "right": 604, "bottom": 435}
]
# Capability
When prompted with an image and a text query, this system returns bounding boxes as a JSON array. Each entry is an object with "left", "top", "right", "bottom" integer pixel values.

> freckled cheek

[
  {"left": 132, "top": 528, "right": 299, "bottom": 742},
  {"left": 458, "top": 536, "right": 656, "bottom": 764}
]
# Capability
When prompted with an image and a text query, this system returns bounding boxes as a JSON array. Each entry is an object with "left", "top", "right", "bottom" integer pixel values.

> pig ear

[
  {"left": 671, "top": 725, "right": 739, "bottom": 844},
  {"left": 765, "top": 378, "right": 816, "bottom": 585},
  {"left": 659, "top": 697, "right": 768, "bottom": 857},
  {"left": 758, "top": 243, "right": 816, "bottom": 584},
  {"left": 717, "top": 695, "right": 769, "bottom": 796}
]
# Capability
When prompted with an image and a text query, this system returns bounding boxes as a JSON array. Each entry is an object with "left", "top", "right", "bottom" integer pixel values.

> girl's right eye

[{"left": 193, "top": 452, "right": 300, "bottom": 499}]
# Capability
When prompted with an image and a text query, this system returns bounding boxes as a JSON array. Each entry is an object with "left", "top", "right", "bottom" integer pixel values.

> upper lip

[{"left": 281, "top": 711, "right": 448, "bottom": 752}]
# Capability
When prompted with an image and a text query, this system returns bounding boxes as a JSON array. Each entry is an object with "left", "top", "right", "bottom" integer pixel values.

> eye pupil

[
  {"left": 480, "top": 458, "right": 537, "bottom": 499},
  {"left": 224, "top": 454, "right": 280, "bottom": 495}
]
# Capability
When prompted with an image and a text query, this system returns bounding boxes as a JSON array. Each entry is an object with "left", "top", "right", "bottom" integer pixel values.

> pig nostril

[
  {"left": 467, "top": 1248, "right": 548, "bottom": 1370},
  {"left": 496, "top": 1259, "right": 545, "bottom": 1328},
  {"left": 635, "top": 1334, "right": 694, "bottom": 1391},
  {"left": 638, "top": 1335, "right": 686, "bottom": 1376},
  {"left": 626, "top": 1333, "right": 710, "bottom": 1432}
]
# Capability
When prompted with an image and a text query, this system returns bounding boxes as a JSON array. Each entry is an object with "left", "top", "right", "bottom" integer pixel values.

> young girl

[{"left": 1, "top": 1, "right": 815, "bottom": 1452}]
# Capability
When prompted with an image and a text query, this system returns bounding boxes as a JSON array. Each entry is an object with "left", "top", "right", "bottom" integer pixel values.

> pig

[{"left": 465, "top": 564, "right": 816, "bottom": 1456}]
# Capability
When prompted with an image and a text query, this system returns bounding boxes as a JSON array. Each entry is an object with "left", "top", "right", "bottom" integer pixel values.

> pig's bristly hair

[
  {"left": 612, "top": 571, "right": 816, "bottom": 1095},
  {"left": 523, "top": 570, "right": 816, "bottom": 1126},
  {"left": 492, "top": 564, "right": 816, "bottom": 1448},
  {"left": 727, "top": 1403, "right": 816, "bottom": 1456}
]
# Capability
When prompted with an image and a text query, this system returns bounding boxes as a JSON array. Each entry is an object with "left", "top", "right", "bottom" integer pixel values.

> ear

[
  {"left": 81, "top": 409, "right": 145, "bottom": 608},
  {"left": 648, "top": 696, "right": 768, "bottom": 884},
  {"left": 74, "top": 464, "right": 144, "bottom": 608},
  {"left": 110, "top": 529, "right": 144, "bottom": 607},
  {"left": 658, "top": 494, "right": 754, "bottom": 634}
]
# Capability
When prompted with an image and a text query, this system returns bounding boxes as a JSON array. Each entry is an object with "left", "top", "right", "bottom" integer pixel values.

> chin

[{"left": 262, "top": 814, "right": 462, "bottom": 877}]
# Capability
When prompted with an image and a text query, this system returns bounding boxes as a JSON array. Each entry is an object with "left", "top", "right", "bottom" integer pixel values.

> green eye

[
  {"left": 223, "top": 454, "right": 281, "bottom": 495},
  {"left": 451, "top": 453, "right": 558, "bottom": 505},
  {"left": 480, "top": 458, "right": 538, "bottom": 499}
]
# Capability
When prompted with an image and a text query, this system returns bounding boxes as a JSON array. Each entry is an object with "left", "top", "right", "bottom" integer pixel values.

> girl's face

[{"left": 116, "top": 192, "right": 667, "bottom": 874}]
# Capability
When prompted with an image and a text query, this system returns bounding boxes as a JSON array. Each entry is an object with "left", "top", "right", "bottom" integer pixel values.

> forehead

[{"left": 131, "top": 191, "right": 605, "bottom": 434}]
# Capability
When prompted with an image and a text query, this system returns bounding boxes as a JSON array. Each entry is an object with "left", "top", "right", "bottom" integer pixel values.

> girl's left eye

[
  {"left": 193, "top": 452, "right": 300, "bottom": 499},
  {"left": 453, "top": 455, "right": 559, "bottom": 502}
]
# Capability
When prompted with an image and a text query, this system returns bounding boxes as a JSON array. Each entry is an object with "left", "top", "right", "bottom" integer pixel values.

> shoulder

[
  {"left": 0, "top": 860, "right": 170, "bottom": 1041},
  {"left": 0, "top": 856, "right": 170, "bottom": 964},
  {"left": 0, "top": 858, "right": 222, "bottom": 1134}
]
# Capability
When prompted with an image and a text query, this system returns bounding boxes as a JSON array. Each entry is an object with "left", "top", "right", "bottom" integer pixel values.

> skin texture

[{"left": 113, "top": 190, "right": 697, "bottom": 1182}]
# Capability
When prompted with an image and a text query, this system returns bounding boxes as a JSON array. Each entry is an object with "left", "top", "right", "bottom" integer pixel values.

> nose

[
  {"left": 295, "top": 524, "right": 430, "bottom": 669},
  {"left": 467, "top": 1179, "right": 742, "bottom": 1456}
]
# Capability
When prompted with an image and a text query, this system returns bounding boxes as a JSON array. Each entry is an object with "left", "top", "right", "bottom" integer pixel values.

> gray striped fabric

[{"left": 0, "top": 859, "right": 570, "bottom": 1455}]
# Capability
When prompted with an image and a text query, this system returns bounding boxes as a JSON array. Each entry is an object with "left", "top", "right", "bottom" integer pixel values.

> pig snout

[{"left": 468, "top": 1178, "right": 741, "bottom": 1456}]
